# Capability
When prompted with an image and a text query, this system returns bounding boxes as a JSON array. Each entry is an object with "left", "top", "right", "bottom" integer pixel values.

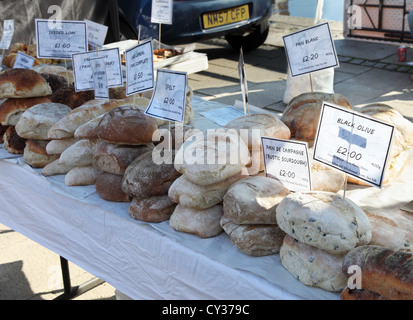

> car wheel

[{"left": 225, "top": 27, "right": 269, "bottom": 52}]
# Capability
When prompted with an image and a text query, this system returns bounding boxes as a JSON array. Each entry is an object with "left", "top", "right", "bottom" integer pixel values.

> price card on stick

[
  {"left": 90, "top": 56, "right": 109, "bottom": 100},
  {"left": 84, "top": 19, "right": 108, "bottom": 49},
  {"left": 35, "top": 19, "right": 88, "bottom": 59},
  {"left": 151, "top": 0, "right": 174, "bottom": 24},
  {"left": 313, "top": 102, "right": 395, "bottom": 189},
  {"left": 261, "top": 137, "right": 312, "bottom": 192},
  {"left": 145, "top": 69, "right": 187, "bottom": 123},
  {"left": 0, "top": 19, "right": 14, "bottom": 50},
  {"left": 283, "top": 22, "right": 339, "bottom": 77},
  {"left": 125, "top": 39, "right": 154, "bottom": 96},
  {"left": 13, "top": 51, "right": 35, "bottom": 69},
  {"left": 72, "top": 48, "right": 123, "bottom": 91}
]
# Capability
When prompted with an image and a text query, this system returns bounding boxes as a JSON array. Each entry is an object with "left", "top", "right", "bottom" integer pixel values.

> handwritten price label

[
  {"left": 144, "top": 69, "right": 187, "bottom": 123},
  {"left": 0, "top": 20, "right": 14, "bottom": 50},
  {"left": 283, "top": 22, "right": 339, "bottom": 77},
  {"left": 90, "top": 56, "right": 109, "bottom": 100},
  {"left": 261, "top": 137, "right": 312, "bottom": 192},
  {"left": 151, "top": 0, "right": 174, "bottom": 24},
  {"left": 35, "top": 19, "right": 88, "bottom": 59},
  {"left": 313, "top": 103, "right": 395, "bottom": 188},
  {"left": 13, "top": 51, "right": 35, "bottom": 70}
]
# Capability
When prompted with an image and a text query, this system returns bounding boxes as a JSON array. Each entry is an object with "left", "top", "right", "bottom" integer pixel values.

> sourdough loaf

[
  {"left": 24, "top": 139, "right": 59, "bottom": 168},
  {"left": 95, "top": 172, "right": 131, "bottom": 202},
  {"left": 50, "top": 86, "right": 95, "bottom": 109},
  {"left": 0, "top": 96, "right": 51, "bottom": 126},
  {"left": 3, "top": 126, "right": 26, "bottom": 154},
  {"left": 128, "top": 195, "right": 177, "bottom": 222},
  {"left": 0, "top": 68, "right": 52, "bottom": 98}
]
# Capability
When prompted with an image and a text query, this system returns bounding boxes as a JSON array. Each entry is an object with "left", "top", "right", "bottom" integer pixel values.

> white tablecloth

[{"left": 1, "top": 96, "right": 412, "bottom": 300}]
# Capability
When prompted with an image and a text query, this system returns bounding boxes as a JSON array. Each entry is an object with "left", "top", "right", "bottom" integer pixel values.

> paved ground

[{"left": 1, "top": 14, "right": 413, "bottom": 300}]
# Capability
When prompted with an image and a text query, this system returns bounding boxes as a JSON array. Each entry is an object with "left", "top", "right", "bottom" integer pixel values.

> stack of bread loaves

[
  {"left": 0, "top": 69, "right": 52, "bottom": 154},
  {"left": 221, "top": 175, "right": 290, "bottom": 256},
  {"left": 94, "top": 105, "right": 160, "bottom": 204},
  {"left": 276, "top": 191, "right": 372, "bottom": 292},
  {"left": 169, "top": 129, "right": 251, "bottom": 238},
  {"left": 44, "top": 96, "right": 146, "bottom": 185}
]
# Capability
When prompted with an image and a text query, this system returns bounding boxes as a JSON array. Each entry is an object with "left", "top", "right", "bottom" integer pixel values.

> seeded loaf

[
  {"left": 276, "top": 191, "right": 372, "bottom": 255},
  {"left": 0, "top": 68, "right": 52, "bottom": 98},
  {"left": 342, "top": 245, "right": 413, "bottom": 300},
  {"left": 220, "top": 216, "right": 285, "bottom": 257},
  {"left": 280, "top": 235, "right": 347, "bottom": 292}
]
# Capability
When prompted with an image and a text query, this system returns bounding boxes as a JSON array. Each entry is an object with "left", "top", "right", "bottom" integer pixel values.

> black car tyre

[{"left": 225, "top": 26, "right": 269, "bottom": 52}]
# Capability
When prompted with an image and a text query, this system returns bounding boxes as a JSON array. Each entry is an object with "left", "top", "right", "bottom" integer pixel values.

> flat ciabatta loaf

[
  {"left": 174, "top": 130, "right": 250, "bottom": 186},
  {"left": 47, "top": 97, "right": 145, "bottom": 139},
  {"left": 97, "top": 105, "right": 158, "bottom": 145},
  {"left": 128, "top": 195, "right": 177, "bottom": 223},
  {"left": 220, "top": 216, "right": 285, "bottom": 257},
  {"left": 0, "top": 68, "right": 52, "bottom": 98},
  {"left": 0, "top": 97, "right": 51, "bottom": 126},
  {"left": 281, "top": 92, "right": 352, "bottom": 141},
  {"left": 280, "top": 235, "right": 347, "bottom": 292},
  {"left": 93, "top": 141, "right": 154, "bottom": 176},
  {"left": 223, "top": 176, "right": 290, "bottom": 225},
  {"left": 169, "top": 204, "right": 224, "bottom": 239},
  {"left": 168, "top": 172, "right": 246, "bottom": 210},
  {"left": 342, "top": 245, "right": 413, "bottom": 300},
  {"left": 15, "top": 102, "right": 71, "bottom": 140},
  {"left": 276, "top": 191, "right": 372, "bottom": 255}
]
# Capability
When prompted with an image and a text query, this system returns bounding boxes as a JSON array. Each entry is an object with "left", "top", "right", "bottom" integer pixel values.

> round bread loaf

[
  {"left": 220, "top": 216, "right": 286, "bottom": 256},
  {"left": 50, "top": 86, "right": 95, "bottom": 109},
  {"left": 280, "top": 235, "right": 347, "bottom": 292},
  {"left": 128, "top": 195, "right": 177, "bottom": 223},
  {"left": 122, "top": 150, "right": 181, "bottom": 199},
  {"left": 15, "top": 102, "right": 71, "bottom": 140},
  {"left": 3, "top": 126, "right": 26, "bottom": 154},
  {"left": 93, "top": 141, "right": 154, "bottom": 176},
  {"left": 174, "top": 129, "right": 250, "bottom": 186},
  {"left": 223, "top": 175, "right": 290, "bottom": 225},
  {"left": 281, "top": 92, "right": 352, "bottom": 141},
  {"left": 169, "top": 204, "right": 224, "bottom": 238},
  {"left": 0, "top": 96, "right": 51, "bottom": 126},
  {"left": 168, "top": 172, "right": 246, "bottom": 210},
  {"left": 97, "top": 105, "right": 158, "bottom": 145},
  {"left": 96, "top": 172, "right": 132, "bottom": 202},
  {"left": 40, "top": 73, "right": 68, "bottom": 94},
  {"left": 276, "top": 191, "right": 372, "bottom": 255},
  {"left": 0, "top": 68, "right": 52, "bottom": 98},
  {"left": 74, "top": 114, "right": 105, "bottom": 140},
  {"left": 23, "top": 139, "right": 59, "bottom": 168}
]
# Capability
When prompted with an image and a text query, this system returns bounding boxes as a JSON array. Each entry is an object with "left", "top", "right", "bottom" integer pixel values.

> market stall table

[{"left": 0, "top": 96, "right": 412, "bottom": 300}]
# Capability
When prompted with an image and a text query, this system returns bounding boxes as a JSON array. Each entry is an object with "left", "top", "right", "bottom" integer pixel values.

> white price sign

[
  {"left": 72, "top": 48, "right": 123, "bottom": 92},
  {"left": 125, "top": 39, "right": 154, "bottom": 96},
  {"left": 262, "top": 137, "right": 312, "bottom": 192},
  {"left": 313, "top": 103, "right": 395, "bottom": 188},
  {"left": 283, "top": 22, "right": 339, "bottom": 77},
  {"left": 145, "top": 69, "right": 187, "bottom": 123},
  {"left": 13, "top": 51, "right": 35, "bottom": 70},
  {"left": 151, "top": 0, "right": 174, "bottom": 24},
  {"left": 91, "top": 56, "right": 109, "bottom": 100},
  {"left": 85, "top": 19, "right": 108, "bottom": 49},
  {"left": 0, "top": 20, "right": 14, "bottom": 50},
  {"left": 35, "top": 19, "right": 88, "bottom": 59}
]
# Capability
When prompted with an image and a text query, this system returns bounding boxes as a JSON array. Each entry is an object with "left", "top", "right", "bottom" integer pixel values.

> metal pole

[{"left": 108, "top": 0, "right": 121, "bottom": 42}]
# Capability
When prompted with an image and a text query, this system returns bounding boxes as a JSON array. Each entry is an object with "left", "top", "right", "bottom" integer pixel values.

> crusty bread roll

[
  {"left": 122, "top": 150, "right": 181, "bottom": 199},
  {"left": 50, "top": 85, "right": 95, "bottom": 109},
  {"left": 97, "top": 106, "right": 158, "bottom": 145},
  {"left": 276, "top": 191, "right": 372, "bottom": 255},
  {"left": 223, "top": 176, "right": 290, "bottom": 225},
  {"left": 95, "top": 172, "right": 131, "bottom": 202},
  {"left": 58, "top": 139, "right": 99, "bottom": 167},
  {"left": 65, "top": 165, "right": 102, "bottom": 186},
  {"left": 280, "top": 235, "right": 347, "bottom": 292},
  {"left": 3, "top": 126, "right": 26, "bottom": 154},
  {"left": 281, "top": 92, "right": 352, "bottom": 142},
  {"left": 0, "top": 96, "right": 51, "bottom": 126},
  {"left": 174, "top": 129, "right": 250, "bottom": 186},
  {"left": 15, "top": 102, "right": 71, "bottom": 140},
  {"left": 342, "top": 245, "right": 413, "bottom": 300},
  {"left": 128, "top": 195, "right": 177, "bottom": 223},
  {"left": 220, "top": 216, "right": 285, "bottom": 257},
  {"left": 41, "top": 159, "right": 76, "bottom": 177},
  {"left": 47, "top": 98, "right": 138, "bottom": 139},
  {"left": 0, "top": 68, "right": 52, "bottom": 98},
  {"left": 93, "top": 141, "right": 153, "bottom": 176},
  {"left": 169, "top": 204, "right": 224, "bottom": 238},
  {"left": 168, "top": 172, "right": 246, "bottom": 210},
  {"left": 46, "top": 138, "right": 79, "bottom": 155},
  {"left": 23, "top": 139, "right": 59, "bottom": 168}
]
